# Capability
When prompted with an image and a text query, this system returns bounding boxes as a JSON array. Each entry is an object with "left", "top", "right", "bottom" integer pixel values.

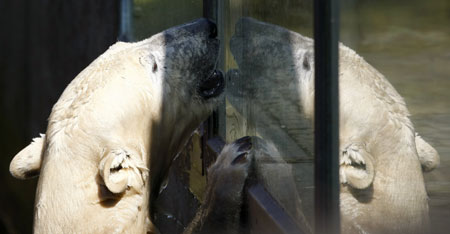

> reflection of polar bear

[
  {"left": 9, "top": 19, "right": 224, "bottom": 234},
  {"left": 186, "top": 137, "right": 311, "bottom": 234},
  {"left": 228, "top": 17, "right": 439, "bottom": 234},
  {"left": 185, "top": 136, "right": 253, "bottom": 234}
]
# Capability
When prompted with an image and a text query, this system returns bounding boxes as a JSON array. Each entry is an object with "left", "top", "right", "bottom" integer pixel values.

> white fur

[{"left": 10, "top": 19, "right": 221, "bottom": 234}]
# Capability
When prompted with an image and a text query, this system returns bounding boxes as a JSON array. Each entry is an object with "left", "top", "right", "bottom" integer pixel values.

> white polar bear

[
  {"left": 9, "top": 18, "right": 224, "bottom": 234},
  {"left": 228, "top": 17, "right": 440, "bottom": 234}
]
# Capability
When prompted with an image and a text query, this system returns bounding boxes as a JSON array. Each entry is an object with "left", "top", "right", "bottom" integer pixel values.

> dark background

[{"left": 0, "top": 1, "right": 120, "bottom": 233}]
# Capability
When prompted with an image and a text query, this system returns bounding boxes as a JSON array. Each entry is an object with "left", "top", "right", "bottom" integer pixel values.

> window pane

[
  {"left": 133, "top": 0, "right": 203, "bottom": 41},
  {"left": 220, "top": 0, "right": 315, "bottom": 231},
  {"left": 223, "top": 0, "right": 450, "bottom": 233}
]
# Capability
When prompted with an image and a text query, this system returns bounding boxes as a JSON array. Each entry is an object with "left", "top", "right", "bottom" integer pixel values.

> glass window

[
  {"left": 218, "top": 0, "right": 315, "bottom": 232},
  {"left": 133, "top": 0, "right": 203, "bottom": 41}
]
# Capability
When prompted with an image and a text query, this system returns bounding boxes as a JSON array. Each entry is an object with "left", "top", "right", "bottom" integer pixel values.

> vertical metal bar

[
  {"left": 202, "top": 1, "right": 217, "bottom": 139},
  {"left": 313, "top": 0, "right": 340, "bottom": 234},
  {"left": 118, "top": 0, "right": 133, "bottom": 42},
  {"left": 203, "top": 0, "right": 217, "bottom": 21},
  {"left": 201, "top": 0, "right": 217, "bottom": 176}
]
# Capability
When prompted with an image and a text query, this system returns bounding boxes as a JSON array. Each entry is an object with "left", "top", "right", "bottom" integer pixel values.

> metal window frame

[
  {"left": 313, "top": 0, "right": 341, "bottom": 234},
  {"left": 118, "top": 0, "right": 133, "bottom": 42}
]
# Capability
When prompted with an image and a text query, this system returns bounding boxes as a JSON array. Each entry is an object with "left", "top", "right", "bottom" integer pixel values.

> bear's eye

[
  {"left": 152, "top": 62, "right": 158, "bottom": 73},
  {"left": 303, "top": 57, "right": 310, "bottom": 71}
]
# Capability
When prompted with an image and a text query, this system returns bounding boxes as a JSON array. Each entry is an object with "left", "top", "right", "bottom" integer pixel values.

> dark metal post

[
  {"left": 201, "top": 0, "right": 218, "bottom": 175},
  {"left": 118, "top": 0, "right": 133, "bottom": 42},
  {"left": 203, "top": 0, "right": 217, "bottom": 21},
  {"left": 314, "top": 0, "right": 340, "bottom": 234}
]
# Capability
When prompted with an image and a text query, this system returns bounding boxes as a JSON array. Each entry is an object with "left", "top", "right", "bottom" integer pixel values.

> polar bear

[
  {"left": 227, "top": 17, "right": 440, "bottom": 234},
  {"left": 9, "top": 18, "right": 224, "bottom": 234}
]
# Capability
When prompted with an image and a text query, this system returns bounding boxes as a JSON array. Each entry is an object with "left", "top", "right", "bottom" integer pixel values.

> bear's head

[
  {"left": 228, "top": 17, "right": 374, "bottom": 190},
  {"left": 229, "top": 17, "right": 314, "bottom": 104},
  {"left": 132, "top": 18, "right": 224, "bottom": 207},
  {"left": 9, "top": 18, "right": 223, "bottom": 233}
]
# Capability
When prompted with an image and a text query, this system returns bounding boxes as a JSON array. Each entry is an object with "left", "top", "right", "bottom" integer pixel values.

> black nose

[
  {"left": 184, "top": 18, "right": 217, "bottom": 38},
  {"left": 208, "top": 20, "right": 217, "bottom": 38},
  {"left": 198, "top": 70, "right": 224, "bottom": 99},
  {"left": 235, "top": 136, "right": 251, "bottom": 145},
  {"left": 234, "top": 136, "right": 252, "bottom": 151}
]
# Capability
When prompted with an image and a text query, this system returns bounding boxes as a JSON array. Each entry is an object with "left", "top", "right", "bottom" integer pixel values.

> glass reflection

[{"left": 225, "top": 14, "right": 444, "bottom": 234}]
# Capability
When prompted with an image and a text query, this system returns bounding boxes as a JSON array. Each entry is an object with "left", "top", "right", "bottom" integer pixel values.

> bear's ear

[
  {"left": 340, "top": 143, "right": 375, "bottom": 190},
  {"left": 99, "top": 148, "right": 149, "bottom": 194},
  {"left": 10, "top": 134, "right": 45, "bottom": 179},
  {"left": 415, "top": 133, "right": 440, "bottom": 172},
  {"left": 139, "top": 52, "right": 158, "bottom": 74}
]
